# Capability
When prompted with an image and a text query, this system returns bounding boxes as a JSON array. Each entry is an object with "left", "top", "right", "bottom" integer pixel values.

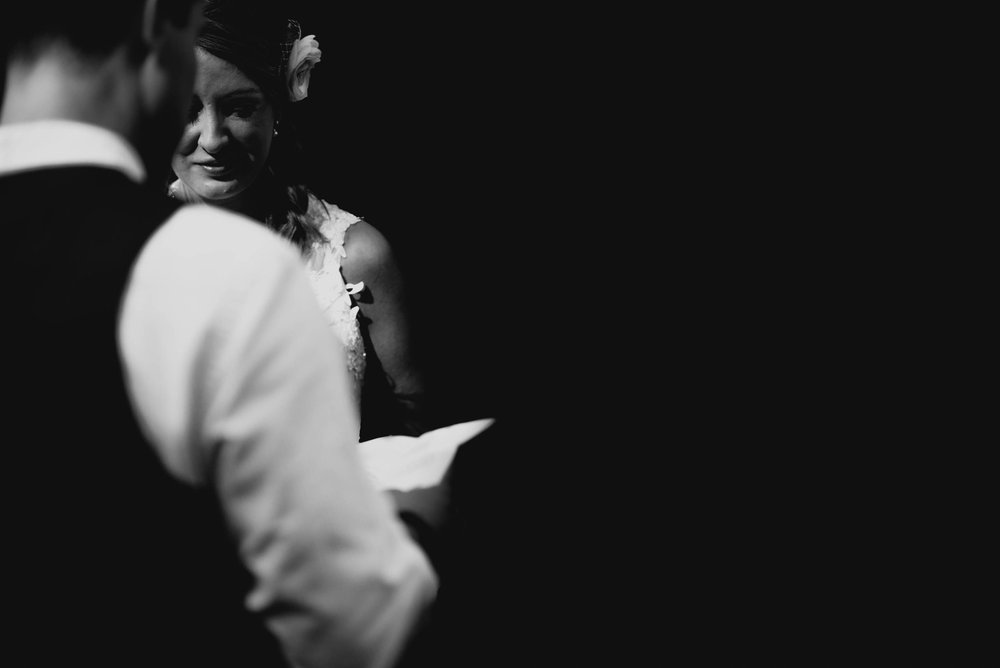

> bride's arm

[{"left": 342, "top": 218, "right": 431, "bottom": 438}]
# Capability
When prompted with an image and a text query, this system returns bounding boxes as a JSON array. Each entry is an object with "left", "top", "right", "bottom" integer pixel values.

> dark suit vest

[{"left": 0, "top": 168, "right": 287, "bottom": 667}]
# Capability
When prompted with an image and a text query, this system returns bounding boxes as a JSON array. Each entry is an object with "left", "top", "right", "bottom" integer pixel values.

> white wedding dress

[{"left": 301, "top": 195, "right": 368, "bottom": 403}]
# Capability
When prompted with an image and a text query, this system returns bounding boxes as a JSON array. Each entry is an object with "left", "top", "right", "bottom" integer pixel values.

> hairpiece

[{"left": 282, "top": 19, "right": 321, "bottom": 102}]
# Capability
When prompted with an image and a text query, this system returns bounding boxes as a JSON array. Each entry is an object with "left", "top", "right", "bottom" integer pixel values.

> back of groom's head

[
  {"left": 3, "top": 0, "right": 208, "bottom": 186},
  {"left": 4, "top": 0, "right": 204, "bottom": 57}
]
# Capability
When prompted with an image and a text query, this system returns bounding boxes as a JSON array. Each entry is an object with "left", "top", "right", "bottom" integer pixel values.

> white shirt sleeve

[{"left": 118, "top": 205, "right": 437, "bottom": 668}]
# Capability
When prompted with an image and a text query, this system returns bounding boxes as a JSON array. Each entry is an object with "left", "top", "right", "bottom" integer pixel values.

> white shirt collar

[{"left": 0, "top": 120, "right": 146, "bottom": 183}]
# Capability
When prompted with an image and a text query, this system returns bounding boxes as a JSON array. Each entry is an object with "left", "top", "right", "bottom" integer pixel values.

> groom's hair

[{"left": 3, "top": 0, "right": 202, "bottom": 59}]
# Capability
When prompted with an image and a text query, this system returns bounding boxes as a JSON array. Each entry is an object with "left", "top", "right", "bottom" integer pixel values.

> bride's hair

[{"left": 197, "top": 0, "right": 323, "bottom": 253}]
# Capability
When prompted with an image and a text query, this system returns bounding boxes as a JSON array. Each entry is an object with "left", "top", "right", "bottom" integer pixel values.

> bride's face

[{"left": 171, "top": 49, "right": 276, "bottom": 208}]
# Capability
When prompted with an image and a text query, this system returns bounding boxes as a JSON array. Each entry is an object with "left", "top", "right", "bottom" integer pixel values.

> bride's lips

[{"left": 195, "top": 162, "right": 239, "bottom": 178}]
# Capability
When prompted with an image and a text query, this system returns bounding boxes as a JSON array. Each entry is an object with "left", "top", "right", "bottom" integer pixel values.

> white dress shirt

[{"left": 0, "top": 120, "right": 437, "bottom": 668}]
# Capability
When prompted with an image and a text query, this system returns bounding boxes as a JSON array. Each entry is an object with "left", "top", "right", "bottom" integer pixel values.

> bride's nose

[{"left": 196, "top": 111, "right": 228, "bottom": 154}]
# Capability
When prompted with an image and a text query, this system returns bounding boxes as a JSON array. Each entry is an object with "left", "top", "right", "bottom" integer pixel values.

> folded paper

[{"left": 359, "top": 418, "right": 495, "bottom": 491}]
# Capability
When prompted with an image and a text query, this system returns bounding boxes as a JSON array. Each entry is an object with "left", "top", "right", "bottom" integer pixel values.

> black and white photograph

[{"left": 1, "top": 1, "right": 597, "bottom": 666}]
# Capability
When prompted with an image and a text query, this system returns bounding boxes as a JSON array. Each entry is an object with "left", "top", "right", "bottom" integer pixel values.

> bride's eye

[
  {"left": 225, "top": 100, "right": 258, "bottom": 119},
  {"left": 187, "top": 99, "right": 203, "bottom": 124},
  {"left": 234, "top": 104, "right": 256, "bottom": 119}
]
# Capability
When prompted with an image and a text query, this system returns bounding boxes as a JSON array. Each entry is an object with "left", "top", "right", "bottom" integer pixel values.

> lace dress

[{"left": 302, "top": 196, "right": 367, "bottom": 404}]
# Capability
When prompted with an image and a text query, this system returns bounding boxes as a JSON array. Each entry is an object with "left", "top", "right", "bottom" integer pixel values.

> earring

[{"left": 273, "top": 125, "right": 279, "bottom": 137}]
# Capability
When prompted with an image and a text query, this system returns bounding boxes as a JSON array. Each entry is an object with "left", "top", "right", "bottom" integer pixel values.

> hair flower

[{"left": 286, "top": 35, "right": 321, "bottom": 102}]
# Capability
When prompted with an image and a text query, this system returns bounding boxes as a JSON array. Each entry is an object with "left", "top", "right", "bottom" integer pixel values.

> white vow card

[{"left": 360, "top": 418, "right": 495, "bottom": 491}]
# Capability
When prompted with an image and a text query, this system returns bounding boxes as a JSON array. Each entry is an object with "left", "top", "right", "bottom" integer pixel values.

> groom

[{"left": 0, "top": 2, "right": 436, "bottom": 667}]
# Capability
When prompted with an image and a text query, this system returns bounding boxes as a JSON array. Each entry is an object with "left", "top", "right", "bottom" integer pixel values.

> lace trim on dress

[{"left": 303, "top": 197, "right": 367, "bottom": 398}]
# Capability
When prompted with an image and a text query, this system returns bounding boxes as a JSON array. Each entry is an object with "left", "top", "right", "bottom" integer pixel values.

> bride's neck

[{"left": 223, "top": 186, "right": 267, "bottom": 223}]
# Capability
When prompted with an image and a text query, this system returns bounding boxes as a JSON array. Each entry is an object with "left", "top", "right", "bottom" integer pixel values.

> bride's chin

[{"left": 199, "top": 180, "right": 239, "bottom": 199}]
